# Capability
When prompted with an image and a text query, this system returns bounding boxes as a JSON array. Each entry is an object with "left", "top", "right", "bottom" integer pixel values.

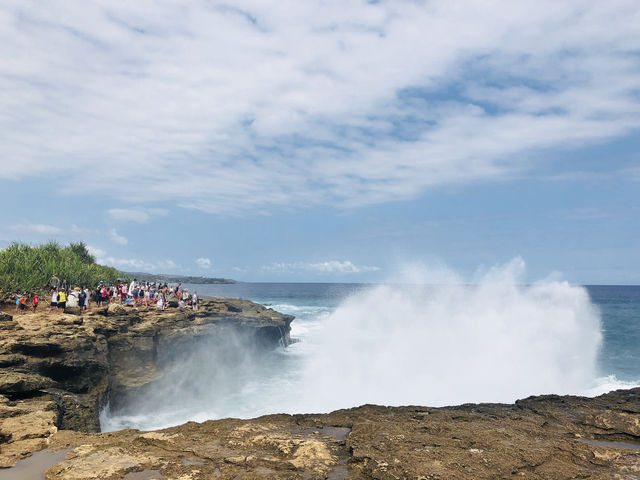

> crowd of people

[
  {"left": 13, "top": 290, "right": 38, "bottom": 314},
  {"left": 13, "top": 273, "right": 199, "bottom": 314}
]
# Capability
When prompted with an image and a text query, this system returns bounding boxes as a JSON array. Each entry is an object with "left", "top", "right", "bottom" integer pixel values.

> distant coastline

[{"left": 122, "top": 271, "right": 236, "bottom": 285}]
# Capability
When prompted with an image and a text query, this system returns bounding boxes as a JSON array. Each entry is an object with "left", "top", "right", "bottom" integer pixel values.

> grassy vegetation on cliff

[{"left": 0, "top": 242, "right": 127, "bottom": 293}]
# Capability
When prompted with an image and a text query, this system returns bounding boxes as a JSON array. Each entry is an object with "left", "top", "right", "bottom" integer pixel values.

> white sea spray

[
  {"left": 102, "top": 259, "right": 637, "bottom": 431},
  {"left": 293, "top": 258, "right": 605, "bottom": 412}
]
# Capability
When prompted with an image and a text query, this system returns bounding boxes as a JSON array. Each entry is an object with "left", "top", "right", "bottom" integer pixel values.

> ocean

[{"left": 101, "top": 281, "right": 640, "bottom": 432}]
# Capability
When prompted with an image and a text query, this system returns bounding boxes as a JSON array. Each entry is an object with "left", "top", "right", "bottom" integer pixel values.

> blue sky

[{"left": 0, "top": 1, "right": 639, "bottom": 284}]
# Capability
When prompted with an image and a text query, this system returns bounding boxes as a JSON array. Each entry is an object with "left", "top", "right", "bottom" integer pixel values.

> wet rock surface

[
  {"left": 35, "top": 388, "right": 640, "bottom": 479},
  {"left": 0, "top": 394, "right": 58, "bottom": 468}
]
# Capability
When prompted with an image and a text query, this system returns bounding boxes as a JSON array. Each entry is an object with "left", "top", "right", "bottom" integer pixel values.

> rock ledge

[{"left": 0, "top": 298, "right": 293, "bottom": 468}]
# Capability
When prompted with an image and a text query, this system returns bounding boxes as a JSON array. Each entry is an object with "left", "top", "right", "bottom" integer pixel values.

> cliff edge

[{"left": 0, "top": 298, "right": 293, "bottom": 467}]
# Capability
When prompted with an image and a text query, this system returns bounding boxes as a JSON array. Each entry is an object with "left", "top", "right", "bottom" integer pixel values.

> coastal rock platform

[
  {"left": 1, "top": 302, "right": 640, "bottom": 479},
  {"left": 4, "top": 388, "right": 639, "bottom": 479}
]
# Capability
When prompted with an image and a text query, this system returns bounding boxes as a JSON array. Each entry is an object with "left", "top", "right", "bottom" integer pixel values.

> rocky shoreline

[
  {"left": 0, "top": 298, "right": 293, "bottom": 469},
  {"left": 45, "top": 388, "right": 640, "bottom": 480},
  {"left": 4, "top": 389, "right": 640, "bottom": 479},
  {"left": 1, "top": 301, "right": 639, "bottom": 479}
]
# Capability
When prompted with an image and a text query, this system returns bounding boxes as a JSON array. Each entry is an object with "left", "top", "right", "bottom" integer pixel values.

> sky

[{"left": 0, "top": 0, "right": 639, "bottom": 284}]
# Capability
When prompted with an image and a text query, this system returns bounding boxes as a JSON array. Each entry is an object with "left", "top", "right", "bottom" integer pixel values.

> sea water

[{"left": 101, "top": 264, "right": 640, "bottom": 432}]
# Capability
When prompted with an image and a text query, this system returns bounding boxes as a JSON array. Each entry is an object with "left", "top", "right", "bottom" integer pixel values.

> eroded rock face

[
  {"left": 0, "top": 298, "right": 293, "bottom": 446},
  {"left": 0, "top": 312, "right": 18, "bottom": 331},
  {"left": 35, "top": 388, "right": 640, "bottom": 479},
  {"left": 0, "top": 395, "right": 58, "bottom": 468}
]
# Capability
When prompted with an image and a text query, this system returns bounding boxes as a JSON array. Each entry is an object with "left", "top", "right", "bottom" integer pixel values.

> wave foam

[{"left": 293, "top": 258, "right": 609, "bottom": 412}]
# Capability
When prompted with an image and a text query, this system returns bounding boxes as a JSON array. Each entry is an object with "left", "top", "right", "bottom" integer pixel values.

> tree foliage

[{"left": 0, "top": 241, "right": 127, "bottom": 293}]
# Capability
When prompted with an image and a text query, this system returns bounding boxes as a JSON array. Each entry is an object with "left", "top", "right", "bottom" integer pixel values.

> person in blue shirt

[{"left": 15, "top": 290, "right": 22, "bottom": 313}]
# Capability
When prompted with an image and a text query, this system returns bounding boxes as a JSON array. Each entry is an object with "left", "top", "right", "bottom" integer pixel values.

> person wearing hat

[{"left": 96, "top": 283, "right": 103, "bottom": 307}]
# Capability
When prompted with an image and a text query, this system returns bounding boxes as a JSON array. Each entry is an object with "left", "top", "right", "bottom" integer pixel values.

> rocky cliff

[{"left": 0, "top": 298, "right": 293, "bottom": 467}]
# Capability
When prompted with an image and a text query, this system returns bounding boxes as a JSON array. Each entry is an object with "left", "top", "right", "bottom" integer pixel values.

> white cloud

[
  {"left": 307, "top": 260, "right": 379, "bottom": 273},
  {"left": 557, "top": 208, "right": 612, "bottom": 221},
  {"left": 0, "top": 2, "right": 639, "bottom": 213},
  {"left": 261, "top": 260, "right": 379, "bottom": 274},
  {"left": 96, "top": 256, "right": 178, "bottom": 273},
  {"left": 195, "top": 257, "right": 211, "bottom": 269},
  {"left": 261, "top": 263, "right": 293, "bottom": 273},
  {"left": 108, "top": 229, "right": 128, "bottom": 246},
  {"left": 107, "top": 208, "right": 169, "bottom": 223},
  {"left": 86, "top": 245, "right": 106, "bottom": 258},
  {"left": 8, "top": 223, "right": 63, "bottom": 235}
]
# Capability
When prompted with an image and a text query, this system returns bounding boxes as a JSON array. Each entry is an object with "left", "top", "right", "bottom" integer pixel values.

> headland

[{"left": 0, "top": 299, "right": 292, "bottom": 465}]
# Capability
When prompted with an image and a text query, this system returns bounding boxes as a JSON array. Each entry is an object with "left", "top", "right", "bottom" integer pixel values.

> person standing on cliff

[
  {"left": 192, "top": 292, "right": 198, "bottom": 311},
  {"left": 101, "top": 284, "right": 109, "bottom": 305},
  {"left": 95, "top": 284, "right": 102, "bottom": 307},
  {"left": 18, "top": 293, "right": 27, "bottom": 314},
  {"left": 48, "top": 288, "right": 58, "bottom": 313},
  {"left": 156, "top": 292, "right": 165, "bottom": 310},
  {"left": 79, "top": 287, "right": 87, "bottom": 313},
  {"left": 49, "top": 273, "right": 60, "bottom": 290},
  {"left": 32, "top": 293, "right": 39, "bottom": 313},
  {"left": 15, "top": 290, "right": 22, "bottom": 313},
  {"left": 57, "top": 289, "right": 67, "bottom": 310}
]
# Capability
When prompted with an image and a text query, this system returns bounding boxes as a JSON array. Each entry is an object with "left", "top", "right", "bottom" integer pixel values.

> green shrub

[{"left": 0, "top": 241, "right": 128, "bottom": 294}]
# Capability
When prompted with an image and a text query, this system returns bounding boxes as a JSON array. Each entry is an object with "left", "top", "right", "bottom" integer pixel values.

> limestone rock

[
  {"left": 588, "top": 410, "right": 640, "bottom": 437},
  {"left": 0, "top": 395, "right": 58, "bottom": 468},
  {"left": 43, "top": 388, "right": 105, "bottom": 433},
  {"left": 36, "top": 388, "right": 640, "bottom": 480},
  {"left": 0, "top": 321, "right": 17, "bottom": 331},
  {"left": 0, "top": 312, "right": 17, "bottom": 330},
  {"left": 0, "top": 298, "right": 293, "bottom": 435},
  {"left": 106, "top": 304, "right": 127, "bottom": 316},
  {"left": 0, "top": 354, "right": 25, "bottom": 367},
  {"left": 0, "top": 372, "right": 56, "bottom": 394}
]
